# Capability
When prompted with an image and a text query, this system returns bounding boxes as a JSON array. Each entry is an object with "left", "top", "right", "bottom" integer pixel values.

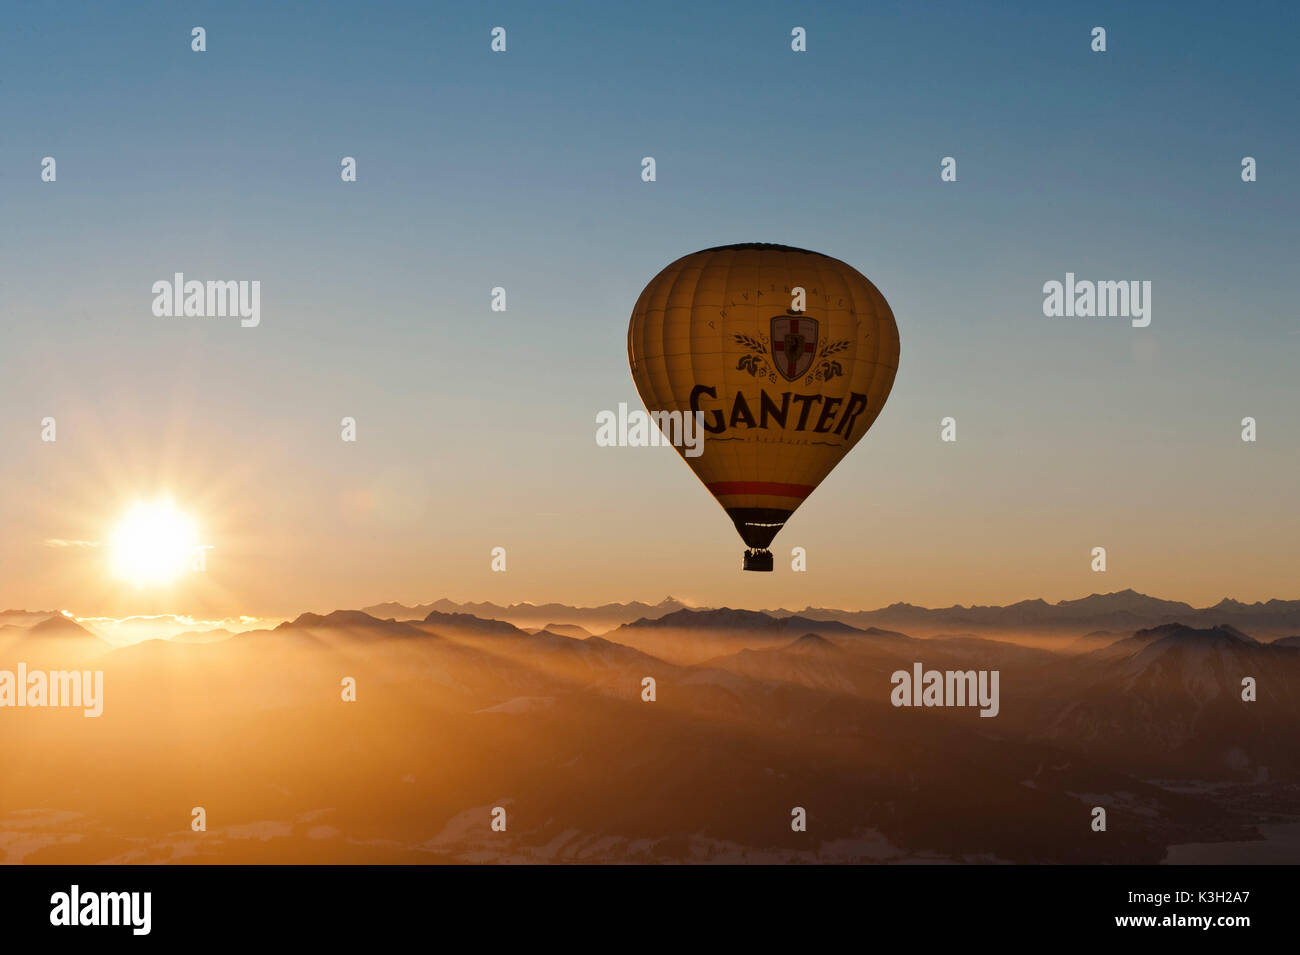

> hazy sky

[{"left": 2, "top": 0, "right": 1297, "bottom": 617}]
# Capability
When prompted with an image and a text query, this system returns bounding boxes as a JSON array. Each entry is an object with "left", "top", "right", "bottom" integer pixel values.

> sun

[{"left": 108, "top": 499, "right": 200, "bottom": 587}]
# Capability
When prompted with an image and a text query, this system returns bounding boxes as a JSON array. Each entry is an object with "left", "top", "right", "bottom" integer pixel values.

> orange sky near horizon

[{"left": 4, "top": 397, "right": 1297, "bottom": 620}]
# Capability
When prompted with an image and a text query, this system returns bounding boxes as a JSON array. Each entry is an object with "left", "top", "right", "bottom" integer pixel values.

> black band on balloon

[{"left": 725, "top": 507, "right": 791, "bottom": 549}]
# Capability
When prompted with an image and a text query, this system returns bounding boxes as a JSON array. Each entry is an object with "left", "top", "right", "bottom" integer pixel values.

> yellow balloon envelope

[{"left": 627, "top": 243, "right": 900, "bottom": 571}]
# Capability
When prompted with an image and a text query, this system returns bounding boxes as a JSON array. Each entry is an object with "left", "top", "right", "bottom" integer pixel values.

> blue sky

[{"left": 2, "top": 1, "right": 1297, "bottom": 615}]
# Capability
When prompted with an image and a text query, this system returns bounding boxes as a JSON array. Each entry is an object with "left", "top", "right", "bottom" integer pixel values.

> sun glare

[{"left": 109, "top": 499, "right": 199, "bottom": 587}]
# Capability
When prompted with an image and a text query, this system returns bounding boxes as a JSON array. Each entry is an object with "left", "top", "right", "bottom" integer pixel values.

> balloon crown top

[{"left": 699, "top": 242, "right": 821, "bottom": 255}]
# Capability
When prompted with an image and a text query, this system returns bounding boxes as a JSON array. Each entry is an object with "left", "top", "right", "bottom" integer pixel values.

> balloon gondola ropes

[{"left": 627, "top": 243, "right": 900, "bottom": 571}]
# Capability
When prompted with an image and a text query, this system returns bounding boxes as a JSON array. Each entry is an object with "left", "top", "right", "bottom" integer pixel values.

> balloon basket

[{"left": 743, "top": 549, "right": 774, "bottom": 572}]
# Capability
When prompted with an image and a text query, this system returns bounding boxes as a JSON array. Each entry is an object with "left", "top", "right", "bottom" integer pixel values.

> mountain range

[
  {"left": 3, "top": 591, "right": 1298, "bottom": 864},
  {"left": 362, "top": 589, "right": 1300, "bottom": 641},
  {"left": 360, "top": 596, "right": 689, "bottom": 632}
]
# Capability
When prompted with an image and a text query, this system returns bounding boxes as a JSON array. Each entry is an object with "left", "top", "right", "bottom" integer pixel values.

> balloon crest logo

[
  {"left": 770, "top": 315, "right": 818, "bottom": 381},
  {"left": 627, "top": 243, "right": 900, "bottom": 572}
]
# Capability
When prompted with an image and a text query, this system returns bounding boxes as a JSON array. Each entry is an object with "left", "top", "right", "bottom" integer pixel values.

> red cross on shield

[{"left": 770, "top": 315, "right": 819, "bottom": 381}]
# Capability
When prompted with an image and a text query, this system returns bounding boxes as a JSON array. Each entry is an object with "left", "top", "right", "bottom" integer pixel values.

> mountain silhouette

[
  {"left": 1037, "top": 622, "right": 1300, "bottom": 778},
  {"left": 541, "top": 623, "right": 594, "bottom": 639},
  {"left": 25, "top": 614, "right": 101, "bottom": 640},
  {"left": 621, "top": 607, "right": 871, "bottom": 636},
  {"left": 782, "top": 632, "right": 844, "bottom": 656},
  {"left": 362, "top": 596, "right": 687, "bottom": 633},
  {"left": 421, "top": 610, "right": 527, "bottom": 637},
  {"left": 272, "top": 610, "right": 429, "bottom": 642},
  {"left": 785, "top": 590, "right": 1300, "bottom": 640}
]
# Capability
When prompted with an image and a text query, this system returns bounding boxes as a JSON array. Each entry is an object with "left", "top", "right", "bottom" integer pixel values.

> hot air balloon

[{"left": 627, "top": 244, "right": 900, "bottom": 571}]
